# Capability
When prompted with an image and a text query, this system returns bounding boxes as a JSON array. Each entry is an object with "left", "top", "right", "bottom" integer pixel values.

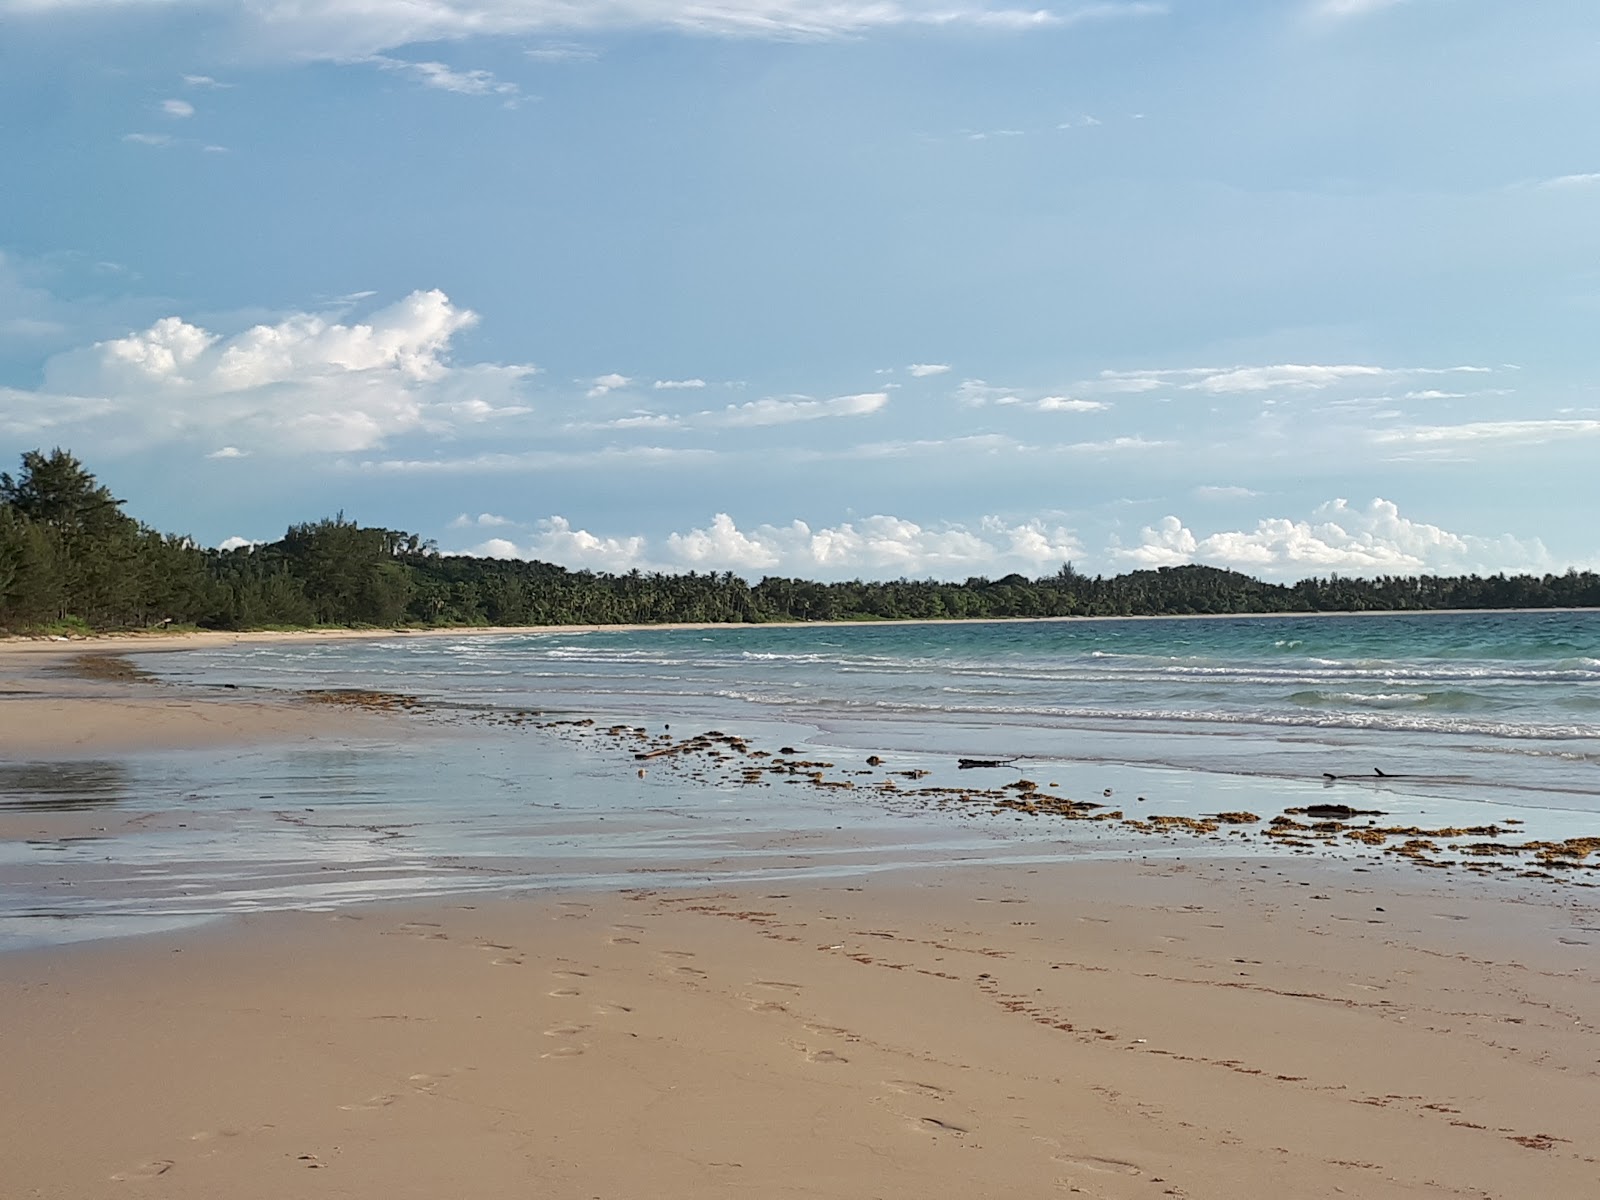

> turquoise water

[
  {"left": 3, "top": 611, "right": 1597, "bottom": 948},
  {"left": 148, "top": 611, "right": 1600, "bottom": 801}
]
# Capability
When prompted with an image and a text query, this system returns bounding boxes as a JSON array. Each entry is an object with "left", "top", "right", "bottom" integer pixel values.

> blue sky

[{"left": 3, "top": 0, "right": 1597, "bottom": 580}]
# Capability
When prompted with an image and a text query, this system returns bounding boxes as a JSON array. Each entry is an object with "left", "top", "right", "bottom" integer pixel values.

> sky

[{"left": 2, "top": 0, "right": 1598, "bottom": 582}]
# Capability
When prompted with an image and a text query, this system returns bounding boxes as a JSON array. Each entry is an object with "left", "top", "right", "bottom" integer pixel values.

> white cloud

[
  {"left": 471, "top": 510, "right": 1083, "bottom": 579},
  {"left": 1374, "top": 419, "right": 1600, "bottom": 449},
  {"left": 1115, "top": 498, "right": 1550, "bottom": 578},
  {"left": 525, "top": 43, "right": 601, "bottom": 62},
  {"left": 1192, "top": 484, "right": 1261, "bottom": 500},
  {"left": 206, "top": 446, "right": 248, "bottom": 459},
  {"left": 525, "top": 516, "right": 648, "bottom": 572},
  {"left": 449, "top": 512, "right": 516, "bottom": 528},
  {"left": 1037, "top": 396, "right": 1108, "bottom": 412},
  {"left": 123, "top": 132, "right": 173, "bottom": 146},
  {"left": 369, "top": 55, "right": 520, "bottom": 100},
  {"left": 183, "top": 74, "right": 230, "bottom": 88},
  {"left": 576, "top": 412, "right": 683, "bottom": 431},
  {"left": 908, "top": 363, "right": 952, "bottom": 377},
  {"left": 671, "top": 512, "right": 1082, "bottom": 577},
  {"left": 1310, "top": 0, "right": 1409, "bottom": 19},
  {"left": 955, "top": 378, "right": 1020, "bottom": 407},
  {"left": 0, "top": 289, "right": 537, "bottom": 453},
  {"left": 653, "top": 377, "right": 706, "bottom": 389},
  {"left": 161, "top": 98, "right": 194, "bottom": 117},
  {"left": 362, "top": 445, "right": 715, "bottom": 473},
  {"left": 587, "top": 372, "right": 632, "bottom": 398},
  {"left": 1056, "top": 114, "right": 1101, "bottom": 128},
  {"left": 1188, "top": 364, "right": 1388, "bottom": 393},
  {"left": 126, "top": 1, "right": 1170, "bottom": 59},
  {"left": 705, "top": 391, "right": 888, "bottom": 427},
  {"left": 1085, "top": 362, "right": 1494, "bottom": 398},
  {"left": 1536, "top": 173, "right": 1600, "bottom": 189}
]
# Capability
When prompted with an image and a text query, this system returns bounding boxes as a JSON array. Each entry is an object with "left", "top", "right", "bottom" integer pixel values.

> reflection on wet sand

[{"left": 0, "top": 762, "right": 128, "bottom": 812}]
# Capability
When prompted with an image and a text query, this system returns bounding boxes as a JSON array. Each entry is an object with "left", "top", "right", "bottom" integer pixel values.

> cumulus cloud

[
  {"left": 473, "top": 510, "right": 1083, "bottom": 579},
  {"left": 908, "top": 363, "right": 952, "bottom": 377},
  {"left": 206, "top": 446, "right": 248, "bottom": 459},
  {"left": 705, "top": 391, "right": 888, "bottom": 427},
  {"left": 0, "top": 289, "right": 537, "bottom": 453},
  {"left": 1115, "top": 499, "right": 1550, "bottom": 578},
  {"left": 449, "top": 512, "right": 516, "bottom": 528},
  {"left": 653, "top": 377, "right": 706, "bottom": 389},
  {"left": 675, "top": 512, "right": 1084, "bottom": 576},
  {"left": 519, "top": 516, "right": 647, "bottom": 572},
  {"left": 586, "top": 372, "right": 632, "bottom": 398},
  {"left": 161, "top": 98, "right": 194, "bottom": 117}
]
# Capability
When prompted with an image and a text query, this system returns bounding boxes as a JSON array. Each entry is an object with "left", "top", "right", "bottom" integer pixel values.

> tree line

[{"left": 2, "top": 448, "right": 1597, "bottom": 634}]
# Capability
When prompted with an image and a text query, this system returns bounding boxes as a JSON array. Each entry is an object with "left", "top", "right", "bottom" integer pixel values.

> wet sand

[
  {"left": 2, "top": 643, "right": 1599, "bottom": 1198},
  {"left": 3, "top": 861, "right": 1598, "bottom": 1199}
]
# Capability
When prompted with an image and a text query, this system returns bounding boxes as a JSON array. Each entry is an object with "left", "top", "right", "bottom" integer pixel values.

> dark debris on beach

[{"left": 303, "top": 689, "right": 1600, "bottom": 887}]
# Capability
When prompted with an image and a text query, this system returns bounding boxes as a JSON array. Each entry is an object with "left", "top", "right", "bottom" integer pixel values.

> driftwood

[{"left": 958, "top": 757, "right": 1019, "bottom": 770}]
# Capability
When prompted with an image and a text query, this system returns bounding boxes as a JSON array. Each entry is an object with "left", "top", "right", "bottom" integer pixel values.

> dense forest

[{"left": 2, "top": 449, "right": 1597, "bottom": 634}]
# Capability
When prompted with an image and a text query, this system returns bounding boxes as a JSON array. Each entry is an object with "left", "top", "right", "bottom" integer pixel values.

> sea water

[{"left": 3, "top": 612, "right": 1597, "bottom": 947}]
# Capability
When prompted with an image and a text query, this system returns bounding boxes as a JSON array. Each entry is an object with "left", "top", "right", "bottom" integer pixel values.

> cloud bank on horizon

[{"left": 2, "top": 0, "right": 1597, "bottom": 581}]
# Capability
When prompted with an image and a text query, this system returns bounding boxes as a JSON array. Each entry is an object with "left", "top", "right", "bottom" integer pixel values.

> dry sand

[{"left": 2, "top": 642, "right": 1598, "bottom": 1198}]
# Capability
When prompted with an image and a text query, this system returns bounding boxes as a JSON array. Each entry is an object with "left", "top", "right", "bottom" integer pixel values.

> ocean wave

[
  {"left": 1287, "top": 689, "right": 1496, "bottom": 712},
  {"left": 712, "top": 690, "right": 1598, "bottom": 742}
]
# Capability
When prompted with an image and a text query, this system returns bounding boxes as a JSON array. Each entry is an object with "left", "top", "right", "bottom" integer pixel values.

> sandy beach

[{"left": 2, "top": 640, "right": 1598, "bottom": 1198}]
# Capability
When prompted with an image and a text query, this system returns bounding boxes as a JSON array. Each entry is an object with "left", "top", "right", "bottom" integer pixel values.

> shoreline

[
  {"left": 3, "top": 619, "right": 1599, "bottom": 1196},
  {"left": 4, "top": 602, "right": 1598, "bottom": 659}
]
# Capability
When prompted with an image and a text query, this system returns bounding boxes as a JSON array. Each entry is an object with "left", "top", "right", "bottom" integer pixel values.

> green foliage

[{"left": 2, "top": 448, "right": 1598, "bottom": 634}]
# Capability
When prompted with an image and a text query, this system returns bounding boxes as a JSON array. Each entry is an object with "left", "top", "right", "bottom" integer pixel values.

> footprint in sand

[
  {"left": 608, "top": 935, "right": 640, "bottom": 946},
  {"left": 592, "top": 1001, "right": 633, "bottom": 1015},
  {"left": 544, "top": 1024, "right": 590, "bottom": 1038},
  {"left": 556, "top": 902, "right": 592, "bottom": 920},
  {"left": 884, "top": 1080, "right": 952, "bottom": 1100},
  {"left": 551, "top": 967, "right": 590, "bottom": 979},
  {"left": 188, "top": 1127, "right": 251, "bottom": 1143},
  {"left": 491, "top": 956, "right": 525, "bottom": 967},
  {"left": 804, "top": 1022, "right": 858, "bottom": 1041},
  {"left": 1052, "top": 1154, "right": 1142, "bottom": 1176},
  {"left": 110, "top": 1160, "right": 175, "bottom": 1180},
  {"left": 548, "top": 987, "right": 582, "bottom": 997},
  {"left": 339, "top": 1093, "right": 398, "bottom": 1112},
  {"left": 658, "top": 949, "right": 696, "bottom": 960},
  {"left": 745, "top": 997, "right": 789, "bottom": 1015},
  {"left": 396, "top": 922, "right": 449, "bottom": 940},
  {"left": 542, "top": 1044, "right": 585, "bottom": 1059},
  {"left": 789, "top": 1039, "right": 848, "bottom": 1064},
  {"left": 751, "top": 979, "right": 803, "bottom": 993},
  {"left": 671, "top": 965, "right": 707, "bottom": 979},
  {"left": 915, "top": 1117, "right": 967, "bottom": 1136}
]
